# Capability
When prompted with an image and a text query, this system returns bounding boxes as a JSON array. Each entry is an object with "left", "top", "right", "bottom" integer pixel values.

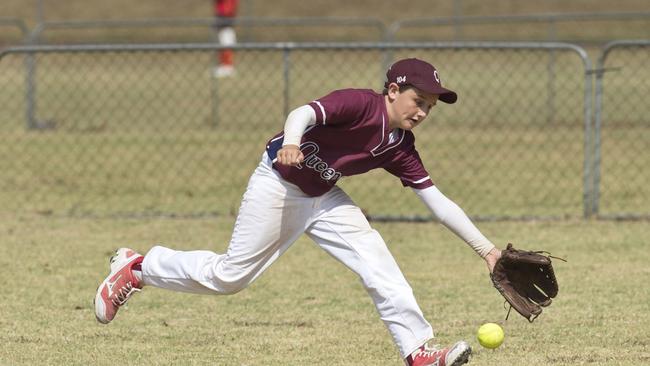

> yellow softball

[{"left": 477, "top": 322, "right": 505, "bottom": 349}]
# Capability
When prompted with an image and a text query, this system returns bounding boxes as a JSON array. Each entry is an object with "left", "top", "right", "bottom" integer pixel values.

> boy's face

[{"left": 386, "top": 83, "right": 439, "bottom": 130}]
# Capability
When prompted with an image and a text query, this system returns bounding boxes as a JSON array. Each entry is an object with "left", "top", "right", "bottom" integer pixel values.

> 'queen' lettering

[{"left": 297, "top": 142, "right": 342, "bottom": 181}]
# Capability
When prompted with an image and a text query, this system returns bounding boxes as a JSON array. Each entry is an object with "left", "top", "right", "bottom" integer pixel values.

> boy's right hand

[{"left": 276, "top": 145, "right": 304, "bottom": 166}]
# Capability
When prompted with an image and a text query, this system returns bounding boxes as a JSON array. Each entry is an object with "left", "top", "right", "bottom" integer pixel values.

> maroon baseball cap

[{"left": 384, "top": 58, "right": 458, "bottom": 104}]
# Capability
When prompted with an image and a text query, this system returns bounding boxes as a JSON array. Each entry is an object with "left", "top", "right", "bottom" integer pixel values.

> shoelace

[
  {"left": 417, "top": 343, "right": 443, "bottom": 358},
  {"left": 111, "top": 282, "right": 141, "bottom": 306}
]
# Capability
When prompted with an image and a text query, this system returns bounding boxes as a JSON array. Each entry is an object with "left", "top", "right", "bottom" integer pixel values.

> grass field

[
  {"left": 0, "top": 14, "right": 648, "bottom": 365},
  {"left": 1, "top": 214, "right": 649, "bottom": 365}
]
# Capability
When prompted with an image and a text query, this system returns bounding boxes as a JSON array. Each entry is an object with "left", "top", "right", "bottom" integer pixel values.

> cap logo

[
  {"left": 396, "top": 76, "right": 407, "bottom": 83},
  {"left": 434, "top": 70, "right": 440, "bottom": 83}
]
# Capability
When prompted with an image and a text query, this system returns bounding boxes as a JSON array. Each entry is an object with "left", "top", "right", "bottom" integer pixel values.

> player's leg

[
  {"left": 95, "top": 154, "right": 310, "bottom": 322},
  {"left": 304, "top": 186, "right": 432, "bottom": 358},
  {"left": 305, "top": 187, "right": 470, "bottom": 365},
  {"left": 141, "top": 158, "right": 310, "bottom": 294}
]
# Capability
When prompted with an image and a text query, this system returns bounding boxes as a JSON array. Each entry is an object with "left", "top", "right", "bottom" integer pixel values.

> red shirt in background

[{"left": 215, "top": 0, "right": 238, "bottom": 18}]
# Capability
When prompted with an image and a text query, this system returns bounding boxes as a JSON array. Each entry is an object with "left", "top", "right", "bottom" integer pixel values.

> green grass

[
  {"left": 0, "top": 4, "right": 648, "bottom": 365},
  {"left": 1, "top": 215, "right": 649, "bottom": 365},
  {"left": 0, "top": 42, "right": 647, "bottom": 365}
]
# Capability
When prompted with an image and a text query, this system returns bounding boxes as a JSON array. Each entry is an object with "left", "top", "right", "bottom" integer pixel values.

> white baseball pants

[{"left": 141, "top": 153, "right": 433, "bottom": 357}]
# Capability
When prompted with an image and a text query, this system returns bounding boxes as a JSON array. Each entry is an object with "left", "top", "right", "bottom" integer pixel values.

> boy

[{"left": 95, "top": 58, "right": 502, "bottom": 366}]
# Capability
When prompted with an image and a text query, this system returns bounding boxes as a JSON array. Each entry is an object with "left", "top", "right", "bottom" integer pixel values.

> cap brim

[
  {"left": 438, "top": 89, "right": 457, "bottom": 104},
  {"left": 412, "top": 82, "right": 458, "bottom": 104}
]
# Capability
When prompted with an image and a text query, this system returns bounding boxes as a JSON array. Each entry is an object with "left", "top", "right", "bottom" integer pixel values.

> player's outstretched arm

[{"left": 412, "top": 186, "right": 501, "bottom": 271}]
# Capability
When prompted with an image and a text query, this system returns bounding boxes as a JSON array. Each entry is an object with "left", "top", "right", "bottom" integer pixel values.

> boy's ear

[{"left": 386, "top": 83, "right": 400, "bottom": 100}]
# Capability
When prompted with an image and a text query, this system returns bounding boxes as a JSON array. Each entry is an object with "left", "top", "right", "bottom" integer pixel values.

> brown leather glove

[{"left": 490, "top": 243, "right": 563, "bottom": 322}]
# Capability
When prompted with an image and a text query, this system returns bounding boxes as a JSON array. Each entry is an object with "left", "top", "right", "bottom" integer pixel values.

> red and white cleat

[
  {"left": 407, "top": 340, "right": 472, "bottom": 366},
  {"left": 94, "top": 248, "right": 144, "bottom": 324}
]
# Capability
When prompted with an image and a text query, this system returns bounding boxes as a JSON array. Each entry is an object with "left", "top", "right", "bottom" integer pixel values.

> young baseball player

[{"left": 95, "top": 58, "right": 502, "bottom": 366}]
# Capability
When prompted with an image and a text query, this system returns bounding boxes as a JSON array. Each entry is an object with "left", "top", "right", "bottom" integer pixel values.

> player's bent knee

[
  {"left": 209, "top": 266, "right": 257, "bottom": 295},
  {"left": 216, "top": 286, "right": 244, "bottom": 295},
  {"left": 200, "top": 254, "right": 263, "bottom": 295},
  {"left": 200, "top": 271, "right": 252, "bottom": 295}
]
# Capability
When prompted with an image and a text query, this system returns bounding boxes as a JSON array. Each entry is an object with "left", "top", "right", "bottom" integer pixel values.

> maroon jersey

[{"left": 266, "top": 89, "right": 434, "bottom": 197}]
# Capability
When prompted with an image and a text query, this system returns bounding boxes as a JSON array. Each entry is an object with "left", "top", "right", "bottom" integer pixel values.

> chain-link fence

[
  {"left": 593, "top": 40, "right": 650, "bottom": 219},
  {"left": 0, "top": 42, "right": 603, "bottom": 220}
]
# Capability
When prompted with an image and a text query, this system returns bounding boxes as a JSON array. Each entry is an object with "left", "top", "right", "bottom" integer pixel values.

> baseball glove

[{"left": 490, "top": 243, "right": 564, "bottom": 322}]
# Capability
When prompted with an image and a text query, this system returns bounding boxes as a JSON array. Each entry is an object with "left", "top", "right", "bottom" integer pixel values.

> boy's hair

[{"left": 382, "top": 84, "right": 414, "bottom": 95}]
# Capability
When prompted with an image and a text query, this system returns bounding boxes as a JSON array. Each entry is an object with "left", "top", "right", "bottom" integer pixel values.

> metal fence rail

[
  {"left": 0, "top": 42, "right": 599, "bottom": 220},
  {"left": 593, "top": 40, "right": 650, "bottom": 219},
  {"left": 389, "top": 12, "right": 650, "bottom": 44},
  {"left": 29, "top": 17, "right": 388, "bottom": 44}
]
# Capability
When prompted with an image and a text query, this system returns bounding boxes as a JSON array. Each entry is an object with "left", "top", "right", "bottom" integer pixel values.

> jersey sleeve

[
  {"left": 307, "top": 89, "right": 369, "bottom": 126},
  {"left": 383, "top": 136, "right": 434, "bottom": 189}
]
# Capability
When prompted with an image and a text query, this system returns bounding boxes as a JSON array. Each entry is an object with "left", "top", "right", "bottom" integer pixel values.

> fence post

[
  {"left": 582, "top": 50, "right": 595, "bottom": 218},
  {"left": 546, "top": 19, "right": 557, "bottom": 125},
  {"left": 452, "top": 0, "right": 464, "bottom": 40},
  {"left": 24, "top": 0, "right": 46, "bottom": 130},
  {"left": 24, "top": 27, "right": 41, "bottom": 130},
  {"left": 282, "top": 46, "right": 291, "bottom": 118},
  {"left": 210, "top": 65, "right": 220, "bottom": 128},
  {"left": 592, "top": 62, "right": 604, "bottom": 219}
]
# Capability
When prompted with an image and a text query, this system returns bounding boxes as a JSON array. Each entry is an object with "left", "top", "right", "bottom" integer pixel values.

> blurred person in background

[{"left": 213, "top": 0, "right": 238, "bottom": 77}]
